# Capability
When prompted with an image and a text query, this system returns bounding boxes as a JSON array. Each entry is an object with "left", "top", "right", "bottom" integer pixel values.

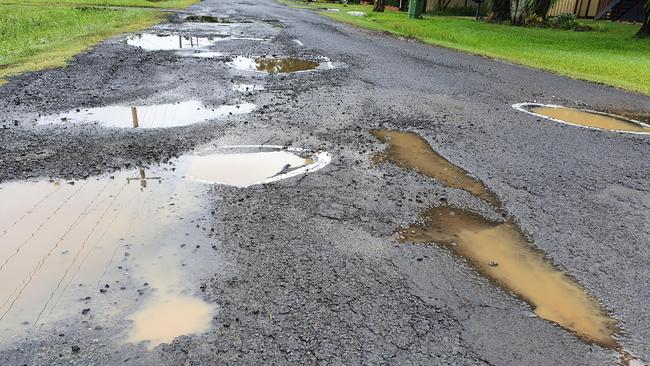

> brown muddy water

[
  {"left": 399, "top": 206, "right": 618, "bottom": 349},
  {"left": 515, "top": 103, "right": 650, "bottom": 134},
  {"left": 229, "top": 56, "right": 332, "bottom": 74},
  {"left": 0, "top": 146, "right": 330, "bottom": 348},
  {"left": 36, "top": 101, "right": 256, "bottom": 129},
  {"left": 371, "top": 129, "right": 500, "bottom": 207},
  {"left": 372, "top": 129, "right": 638, "bottom": 363}
]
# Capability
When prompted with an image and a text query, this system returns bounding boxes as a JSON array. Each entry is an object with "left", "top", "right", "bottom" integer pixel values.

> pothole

[
  {"left": 37, "top": 101, "right": 257, "bottom": 129},
  {"left": 514, "top": 103, "right": 650, "bottom": 134},
  {"left": 183, "top": 15, "right": 233, "bottom": 23},
  {"left": 229, "top": 56, "right": 333, "bottom": 74},
  {"left": 372, "top": 129, "right": 500, "bottom": 208},
  {"left": 126, "top": 32, "right": 272, "bottom": 52},
  {"left": 186, "top": 145, "right": 331, "bottom": 188},
  {"left": 399, "top": 205, "right": 618, "bottom": 349},
  {"left": 126, "top": 33, "right": 221, "bottom": 51},
  {"left": 373, "top": 129, "right": 638, "bottom": 363},
  {"left": 0, "top": 144, "right": 330, "bottom": 346}
]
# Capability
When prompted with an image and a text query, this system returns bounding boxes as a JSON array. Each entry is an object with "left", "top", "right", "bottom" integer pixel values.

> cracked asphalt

[{"left": 1, "top": 0, "right": 650, "bottom": 364}]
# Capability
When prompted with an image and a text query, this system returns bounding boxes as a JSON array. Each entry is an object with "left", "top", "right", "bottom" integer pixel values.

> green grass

[
  {"left": 285, "top": 1, "right": 650, "bottom": 95},
  {"left": 0, "top": 5, "right": 164, "bottom": 81},
  {"left": 0, "top": 0, "right": 199, "bottom": 9}
]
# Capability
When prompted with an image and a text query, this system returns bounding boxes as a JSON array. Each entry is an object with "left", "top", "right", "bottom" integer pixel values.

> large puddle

[
  {"left": 399, "top": 206, "right": 618, "bottom": 349},
  {"left": 372, "top": 129, "right": 635, "bottom": 361},
  {"left": 36, "top": 101, "right": 257, "bottom": 129},
  {"left": 0, "top": 145, "right": 330, "bottom": 347},
  {"left": 126, "top": 33, "right": 220, "bottom": 51},
  {"left": 371, "top": 129, "right": 500, "bottom": 207},
  {"left": 514, "top": 103, "right": 650, "bottom": 134},
  {"left": 229, "top": 56, "right": 332, "bottom": 74},
  {"left": 126, "top": 33, "right": 271, "bottom": 51},
  {"left": 187, "top": 146, "right": 331, "bottom": 188}
]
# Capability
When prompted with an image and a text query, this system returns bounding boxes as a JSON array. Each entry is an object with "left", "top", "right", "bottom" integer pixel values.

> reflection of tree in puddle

[{"left": 255, "top": 58, "right": 319, "bottom": 74}]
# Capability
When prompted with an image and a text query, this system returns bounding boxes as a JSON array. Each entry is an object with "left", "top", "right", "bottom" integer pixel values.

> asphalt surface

[{"left": 1, "top": 0, "right": 650, "bottom": 364}]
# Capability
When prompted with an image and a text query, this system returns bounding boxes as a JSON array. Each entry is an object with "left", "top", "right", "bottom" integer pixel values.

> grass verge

[
  {"left": 0, "top": 5, "right": 165, "bottom": 82},
  {"left": 285, "top": 1, "right": 650, "bottom": 95}
]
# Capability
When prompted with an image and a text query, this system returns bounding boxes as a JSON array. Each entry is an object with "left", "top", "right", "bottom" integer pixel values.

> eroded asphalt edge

[{"left": 1, "top": 0, "right": 650, "bottom": 364}]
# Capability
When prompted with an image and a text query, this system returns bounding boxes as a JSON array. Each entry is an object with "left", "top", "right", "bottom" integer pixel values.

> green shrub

[{"left": 550, "top": 12, "right": 578, "bottom": 30}]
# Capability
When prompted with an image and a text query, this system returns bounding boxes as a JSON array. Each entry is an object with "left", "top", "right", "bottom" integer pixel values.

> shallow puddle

[
  {"left": 399, "top": 206, "right": 618, "bottom": 349},
  {"left": 0, "top": 145, "right": 330, "bottom": 345},
  {"left": 374, "top": 129, "right": 639, "bottom": 362},
  {"left": 229, "top": 56, "right": 329, "bottom": 74},
  {"left": 126, "top": 33, "right": 221, "bottom": 51},
  {"left": 372, "top": 129, "right": 500, "bottom": 207},
  {"left": 183, "top": 15, "right": 233, "bottom": 23},
  {"left": 125, "top": 247, "right": 215, "bottom": 349},
  {"left": 37, "top": 101, "right": 256, "bottom": 129},
  {"left": 186, "top": 145, "right": 331, "bottom": 188},
  {"left": 514, "top": 103, "right": 650, "bottom": 134}
]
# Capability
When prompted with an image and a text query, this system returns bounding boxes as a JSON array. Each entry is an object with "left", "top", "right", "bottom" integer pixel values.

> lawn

[
  {"left": 0, "top": 0, "right": 198, "bottom": 8},
  {"left": 287, "top": 1, "right": 650, "bottom": 95},
  {"left": 0, "top": 5, "right": 166, "bottom": 83}
]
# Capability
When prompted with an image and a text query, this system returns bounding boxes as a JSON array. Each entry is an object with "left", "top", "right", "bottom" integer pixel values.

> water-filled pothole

[
  {"left": 126, "top": 33, "right": 221, "bottom": 51},
  {"left": 372, "top": 129, "right": 500, "bottom": 208},
  {"left": 37, "top": 101, "right": 256, "bottom": 129},
  {"left": 514, "top": 103, "right": 650, "bottom": 134},
  {"left": 0, "top": 144, "right": 330, "bottom": 346},
  {"left": 399, "top": 206, "right": 618, "bottom": 349},
  {"left": 126, "top": 33, "right": 270, "bottom": 52},
  {"left": 183, "top": 15, "right": 233, "bottom": 23},
  {"left": 229, "top": 56, "right": 332, "bottom": 74},
  {"left": 186, "top": 145, "right": 331, "bottom": 188},
  {"left": 372, "top": 129, "right": 635, "bottom": 362}
]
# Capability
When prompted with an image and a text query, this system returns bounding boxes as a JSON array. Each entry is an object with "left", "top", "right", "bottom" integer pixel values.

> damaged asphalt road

[{"left": 1, "top": 0, "right": 650, "bottom": 365}]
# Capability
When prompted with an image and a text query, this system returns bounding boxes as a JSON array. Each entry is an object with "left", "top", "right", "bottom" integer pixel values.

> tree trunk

[
  {"left": 636, "top": 1, "right": 650, "bottom": 38},
  {"left": 373, "top": 0, "right": 386, "bottom": 12},
  {"left": 510, "top": 0, "right": 526, "bottom": 24}
]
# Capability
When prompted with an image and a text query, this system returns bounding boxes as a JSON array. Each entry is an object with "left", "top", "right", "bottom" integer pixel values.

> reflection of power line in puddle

[
  {"left": 127, "top": 168, "right": 161, "bottom": 191},
  {"left": 35, "top": 182, "right": 130, "bottom": 328},
  {"left": 0, "top": 180, "right": 113, "bottom": 321},
  {"left": 0, "top": 181, "right": 88, "bottom": 273},
  {"left": 96, "top": 178, "right": 165, "bottom": 288},
  {"left": 0, "top": 185, "right": 61, "bottom": 240}
]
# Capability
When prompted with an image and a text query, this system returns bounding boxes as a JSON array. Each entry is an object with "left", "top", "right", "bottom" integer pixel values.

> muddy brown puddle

[
  {"left": 229, "top": 56, "right": 332, "bottom": 74},
  {"left": 515, "top": 103, "right": 650, "bottom": 134},
  {"left": 0, "top": 146, "right": 330, "bottom": 348},
  {"left": 371, "top": 129, "right": 500, "bottom": 207},
  {"left": 373, "top": 129, "right": 638, "bottom": 362},
  {"left": 36, "top": 101, "right": 257, "bottom": 129}
]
